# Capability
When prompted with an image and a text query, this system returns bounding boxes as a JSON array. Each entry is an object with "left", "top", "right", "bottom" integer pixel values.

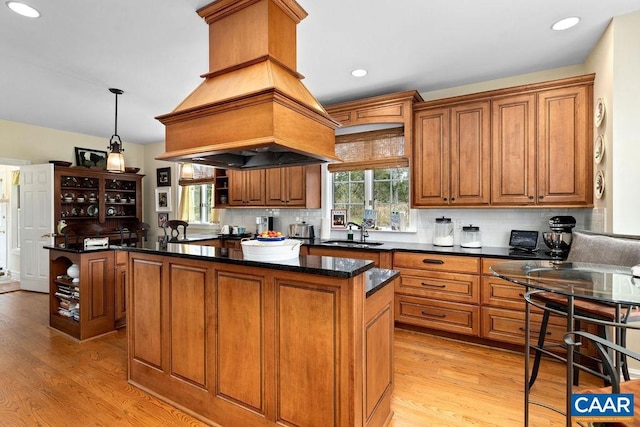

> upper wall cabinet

[
  {"left": 412, "top": 74, "right": 594, "bottom": 208},
  {"left": 413, "top": 101, "right": 491, "bottom": 206},
  {"left": 265, "top": 165, "right": 321, "bottom": 208}
]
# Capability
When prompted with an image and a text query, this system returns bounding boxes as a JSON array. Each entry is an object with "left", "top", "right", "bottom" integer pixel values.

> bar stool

[
  {"left": 163, "top": 220, "right": 188, "bottom": 241},
  {"left": 528, "top": 231, "right": 640, "bottom": 389}
]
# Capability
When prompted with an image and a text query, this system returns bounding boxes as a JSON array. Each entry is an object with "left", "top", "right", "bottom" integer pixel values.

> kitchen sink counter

[{"left": 304, "top": 238, "right": 554, "bottom": 260}]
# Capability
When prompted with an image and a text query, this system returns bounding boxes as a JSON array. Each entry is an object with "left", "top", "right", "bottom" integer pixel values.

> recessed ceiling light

[
  {"left": 6, "top": 1, "right": 40, "bottom": 18},
  {"left": 551, "top": 16, "right": 580, "bottom": 31},
  {"left": 351, "top": 69, "right": 368, "bottom": 78}
]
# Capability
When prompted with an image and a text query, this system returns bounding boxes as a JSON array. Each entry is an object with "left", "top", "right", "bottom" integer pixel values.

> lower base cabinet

[
  {"left": 392, "top": 253, "right": 570, "bottom": 351},
  {"left": 49, "top": 249, "right": 115, "bottom": 341},
  {"left": 127, "top": 251, "right": 395, "bottom": 427}
]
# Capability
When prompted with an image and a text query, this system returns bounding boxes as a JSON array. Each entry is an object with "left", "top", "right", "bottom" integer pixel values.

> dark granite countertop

[
  {"left": 115, "top": 241, "right": 375, "bottom": 279},
  {"left": 365, "top": 268, "right": 399, "bottom": 298},
  {"left": 303, "top": 239, "right": 554, "bottom": 260}
]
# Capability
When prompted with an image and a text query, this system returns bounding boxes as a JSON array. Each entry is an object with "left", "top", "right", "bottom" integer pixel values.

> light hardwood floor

[{"left": 0, "top": 291, "right": 599, "bottom": 426}]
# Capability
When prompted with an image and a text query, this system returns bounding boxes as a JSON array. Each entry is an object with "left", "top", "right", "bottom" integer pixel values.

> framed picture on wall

[
  {"left": 155, "top": 188, "right": 172, "bottom": 212},
  {"left": 157, "top": 212, "right": 169, "bottom": 227},
  {"left": 156, "top": 167, "right": 171, "bottom": 187},
  {"left": 331, "top": 209, "right": 347, "bottom": 229},
  {"left": 75, "top": 147, "right": 108, "bottom": 169}
]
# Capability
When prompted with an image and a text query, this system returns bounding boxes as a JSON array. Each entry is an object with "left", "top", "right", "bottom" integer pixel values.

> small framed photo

[
  {"left": 157, "top": 212, "right": 169, "bottom": 227},
  {"left": 331, "top": 209, "right": 347, "bottom": 229},
  {"left": 75, "top": 147, "right": 108, "bottom": 169},
  {"left": 156, "top": 167, "right": 171, "bottom": 187},
  {"left": 155, "top": 188, "right": 172, "bottom": 212}
]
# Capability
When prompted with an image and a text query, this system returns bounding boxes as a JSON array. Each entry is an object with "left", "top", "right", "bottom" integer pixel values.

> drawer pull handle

[
  {"left": 421, "top": 311, "right": 446, "bottom": 318},
  {"left": 421, "top": 282, "right": 446, "bottom": 288},
  {"left": 519, "top": 327, "right": 551, "bottom": 336},
  {"left": 422, "top": 259, "right": 445, "bottom": 265}
]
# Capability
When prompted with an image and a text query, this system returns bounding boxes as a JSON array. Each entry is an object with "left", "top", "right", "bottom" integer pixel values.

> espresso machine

[
  {"left": 542, "top": 215, "right": 576, "bottom": 259},
  {"left": 256, "top": 216, "right": 274, "bottom": 235}
]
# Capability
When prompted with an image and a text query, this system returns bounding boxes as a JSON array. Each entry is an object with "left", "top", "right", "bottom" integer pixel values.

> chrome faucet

[{"left": 346, "top": 221, "right": 369, "bottom": 242}]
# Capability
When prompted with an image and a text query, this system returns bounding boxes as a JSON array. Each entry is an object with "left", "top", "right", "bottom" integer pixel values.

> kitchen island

[{"left": 122, "top": 241, "right": 397, "bottom": 427}]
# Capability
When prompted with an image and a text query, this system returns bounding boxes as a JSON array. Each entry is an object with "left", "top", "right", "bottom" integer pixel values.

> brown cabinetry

[
  {"left": 393, "top": 252, "right": 481, "bottom": 335},
  {"left": 55, "top": 166, "right": 143, "bottom": 244},
  {"left": 228, "top": 169, "right": 265, "bottom": 206},
  {"left": 480, "top": 258, "right": 566, "bottom": 346},
  {"left": 114, "top": 250, "right": 127, "bottom": 328},
  {"left": 413, "top": 74, "right": 594, "bottom": 208},
  {"left": 265, "top": 165, "right": 321, "bottom": 208},
  {"left": 491, "top": 83, "right": 592, "bottom": 206},
  {"left": 49, "top": 248, "right": 115, "bottom": 341},
  {"left": 413, "top": 101, "right": 491, "bottom": 207},
  {"left": 127, "top": 251, "right": 394, "bottom": 427},
  {"left": 491, "top": 94, "right": 537, "bottom": 205}
]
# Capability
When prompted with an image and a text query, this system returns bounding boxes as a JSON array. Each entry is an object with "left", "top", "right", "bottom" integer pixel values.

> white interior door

[
  {"left": 19, "top": 164, "right": 54, "bottom": 293},
  {"left": 0, "top": 202, "right": 7, "bottom": 275}
]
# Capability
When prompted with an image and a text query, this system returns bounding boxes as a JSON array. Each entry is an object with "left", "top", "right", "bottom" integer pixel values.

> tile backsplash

[{"left": 192, "top": 207, "right": 604, "bottom": 249}]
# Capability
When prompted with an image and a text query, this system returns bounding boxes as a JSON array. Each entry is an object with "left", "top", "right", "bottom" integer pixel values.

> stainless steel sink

[{"left": 321, "top": 240, "right": 384, "bottom": 248}]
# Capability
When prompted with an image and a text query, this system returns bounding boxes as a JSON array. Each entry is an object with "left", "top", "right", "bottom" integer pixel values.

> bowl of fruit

[
  {"left": 241, "top": 231, "right": 301, "bottom": 261},
  {"left": 256, "top": 230, "right": 286, "bottom": 241}
]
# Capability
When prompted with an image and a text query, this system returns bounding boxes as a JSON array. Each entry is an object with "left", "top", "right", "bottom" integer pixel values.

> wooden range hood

[{"left": 156, "top": 0, "right": 340, "bottom": 170}]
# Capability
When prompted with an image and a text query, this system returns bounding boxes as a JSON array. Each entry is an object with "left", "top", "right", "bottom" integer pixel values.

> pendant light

[
  {"left": 180, "top": 163, "right": 194, "bottom": 180},
  {"left": 106, "top": 88, "right": 125, "bottom": 173}
]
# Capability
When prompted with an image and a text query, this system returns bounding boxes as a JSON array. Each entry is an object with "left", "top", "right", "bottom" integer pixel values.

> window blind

[
  {"left": 178, "top": 164, "right": 216, "bottom": 186},
  {"left": 328, "top": 127, "right": 408, "bottom": 172}
]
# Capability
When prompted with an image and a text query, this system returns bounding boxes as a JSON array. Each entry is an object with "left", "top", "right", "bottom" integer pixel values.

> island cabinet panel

[
  {"left": 169, "top": 265, "right": 208, "bottom": 388},
  {"left": 216, "top": 271, "right": 264, "bottom": 413},
  {"left": 277, "top": 281, "right": 337, "bottom": 427},
  {"left": 114, "top": 250, "right": 127, "bottom": 328},
  {"left": 127, "top": 251, "right": 392, "bottom": 427},
  {"left": 130, "top": 257, "right": 163, "bottom": 369},
  {"left": 48, "top": 249, "right": 115, "bottom": 341},
  {"left": 364, "top": 282, "right": 394, "bottom": 426}
]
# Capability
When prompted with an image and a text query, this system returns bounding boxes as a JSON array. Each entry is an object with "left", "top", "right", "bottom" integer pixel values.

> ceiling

[{"left": 2, "top": 0, "right": 640, "bottom": 145}]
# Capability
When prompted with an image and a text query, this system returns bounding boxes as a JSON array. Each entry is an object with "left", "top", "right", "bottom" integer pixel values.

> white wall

[
  {"left": 611, "top": 12, "right": 640, "bottom": 235},
  {"left": 0, "top": 119, "right": 148, "bottom": 275}
]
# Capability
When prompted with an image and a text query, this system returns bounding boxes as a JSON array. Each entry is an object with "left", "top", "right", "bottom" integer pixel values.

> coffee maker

[
  {"left": 256, "top": 216, "right": 274, "bottom": 235},
  {"left": 542, "top": 215, "right": 576, "bottom": 259}
]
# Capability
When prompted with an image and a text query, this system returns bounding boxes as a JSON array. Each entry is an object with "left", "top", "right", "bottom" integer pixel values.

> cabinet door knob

[
  {"left": 528, "top": 196, "right": 534, "bottom": 200},
  {"left": 539, "top": 195, "right": 545, "bottom": 200},
  {"left": 443, "top": 197, "right": 448, "bottom": 201}
]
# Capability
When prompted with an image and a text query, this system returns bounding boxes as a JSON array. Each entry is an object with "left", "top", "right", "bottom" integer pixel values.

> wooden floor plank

[{"left": 0, "top": 291, "right": 599, "bottom": 426}]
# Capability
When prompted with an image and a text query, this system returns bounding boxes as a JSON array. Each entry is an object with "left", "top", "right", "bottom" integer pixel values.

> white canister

[
  {"left": 461, "top": 225, "right": 482, "bottom": 248},
  {"left": 433, "top": 217, "right": 454, "bottom": 246}
]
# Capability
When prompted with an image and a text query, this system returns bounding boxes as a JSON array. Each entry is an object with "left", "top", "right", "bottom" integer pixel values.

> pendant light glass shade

[
  {"left": 107, "top": 88, "right": 125, "bottom": 173},
  {"left": 180, "top": 163, "right": 194, "bottom": 180}
]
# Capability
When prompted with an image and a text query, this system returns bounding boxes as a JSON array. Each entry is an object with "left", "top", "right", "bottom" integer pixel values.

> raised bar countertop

[{"left": 46, "top": 239, "right": 398, "bottom": 298}]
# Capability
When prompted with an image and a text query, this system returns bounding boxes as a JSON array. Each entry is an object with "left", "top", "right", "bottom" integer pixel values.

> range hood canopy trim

[{"left": 156, "top": 0, "right": 340, "bottom": 170}]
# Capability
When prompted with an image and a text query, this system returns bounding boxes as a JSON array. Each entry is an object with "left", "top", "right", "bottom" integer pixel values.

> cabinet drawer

[
  {"left": 395, "top": 295, "right": 479, "bottom": 336},
  {"left": 393, "top": 252, "right": 479, "bottom": 274},
  {"left": 481, "top": 257, "right": 511, "bottom": 275},
  {"left": 396, "top": 271, "right": 479, "bottom": 304},
  {"left": 481, "top": 306, "right": 566, "bottom": 345},
  {"left": 481, "top": 276, "right": 526, "bottom": 310}
]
